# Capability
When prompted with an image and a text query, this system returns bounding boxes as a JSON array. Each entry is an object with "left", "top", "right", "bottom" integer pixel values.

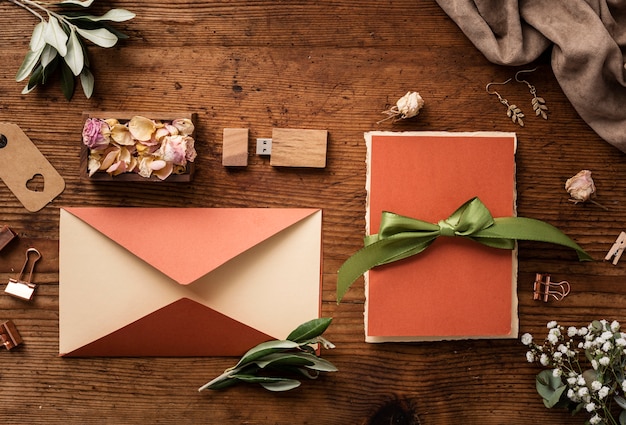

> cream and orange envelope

[{"left": 59, "top": 208, "right": 322, "bottom": 357}]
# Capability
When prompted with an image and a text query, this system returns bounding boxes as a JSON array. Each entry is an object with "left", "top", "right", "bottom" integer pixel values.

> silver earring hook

[
  {"left": 515, "top": 67, "right": 538, "bottom": 86},
  {"left": 485, "top": 78, "right": 513, "bottom": 95},
  {"left": 485, "top": 78, "right": 525, "bottom": 127}
]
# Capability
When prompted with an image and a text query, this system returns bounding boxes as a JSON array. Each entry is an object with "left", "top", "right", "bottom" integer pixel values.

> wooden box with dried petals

[{"left": 80, "top": 112, "right": 197, "bottom": 182}]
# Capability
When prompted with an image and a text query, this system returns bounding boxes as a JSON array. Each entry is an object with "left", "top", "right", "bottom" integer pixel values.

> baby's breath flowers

[
  {"left": 523, "top": 320, "right": 626, "bottom": 424},
  {"left": 83, "top": 116, "right": 197, "bottom": 180}
]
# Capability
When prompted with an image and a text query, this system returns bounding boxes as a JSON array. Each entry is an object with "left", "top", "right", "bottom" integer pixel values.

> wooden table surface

[{"left": 1, "top": 1, "right": 625, "bottom": 424}]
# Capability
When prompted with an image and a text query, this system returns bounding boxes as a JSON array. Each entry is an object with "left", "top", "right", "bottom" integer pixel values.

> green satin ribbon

[{"left": 337, "top": 197, "right": 592, "bottom": 303}]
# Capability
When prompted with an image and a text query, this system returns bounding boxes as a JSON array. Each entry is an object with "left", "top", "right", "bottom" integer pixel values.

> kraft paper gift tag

[{"left": 0, "top": 123, "right": 65, "bottom": 212}]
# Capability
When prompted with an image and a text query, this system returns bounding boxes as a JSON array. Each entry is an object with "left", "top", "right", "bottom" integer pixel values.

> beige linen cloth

[{"left": 436, "top": 0, "right": 626, "bottom": 153}]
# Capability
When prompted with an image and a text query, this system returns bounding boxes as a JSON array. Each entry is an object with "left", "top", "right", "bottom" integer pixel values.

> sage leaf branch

[
  {"left": 8, "top": 0, "right": 135, "bottom": 100},
  {"left": 199, "top": 318, "right": 337, "bottom": 393}
]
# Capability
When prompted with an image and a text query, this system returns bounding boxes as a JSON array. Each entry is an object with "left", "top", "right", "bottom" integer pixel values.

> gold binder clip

[
  {"left": 605, "top": 232, "right": 626, "bottom": 265},
  {"left": 0, "top": 320, "right": 23, "bottom": 350},
  {"left": 5, "top": 248, "right": 41, "bottom": 301},
  {"left": 533, "top": 273, "right": 570, "bottom": 302}
]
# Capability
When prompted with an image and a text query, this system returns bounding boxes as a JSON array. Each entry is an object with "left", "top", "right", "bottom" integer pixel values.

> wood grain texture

[
  {"left": 270, "top": 128, "right": 327, "bottom": 167},
  {"left": 222, "top": 128, "right": 249, "bottom": 166},
  {"left": 0, "top": 1, "right": 624, "bottom": 424}
]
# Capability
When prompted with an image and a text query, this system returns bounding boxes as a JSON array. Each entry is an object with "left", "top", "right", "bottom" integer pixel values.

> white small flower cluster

[{"left": 522, "top": 319, "right": 626, "bottom": 424}]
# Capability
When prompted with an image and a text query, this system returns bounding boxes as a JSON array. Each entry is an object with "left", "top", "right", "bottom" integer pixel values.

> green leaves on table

[
  {"left": 535, "top": 370, "right": 569, "bottom": 409},
  {"left": 12, "top": 0, "right": 135, "bottom": 100},
  {"left": 198, "top": 318, "right": 337, "bottom": 393}
]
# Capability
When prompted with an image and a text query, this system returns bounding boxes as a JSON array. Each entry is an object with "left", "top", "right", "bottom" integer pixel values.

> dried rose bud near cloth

[
  {"left": 565, "top": 170, "right": 596, "bottom": 204},
  {"left": 379, "top": 91, "right": 424, "bottom": 123}
]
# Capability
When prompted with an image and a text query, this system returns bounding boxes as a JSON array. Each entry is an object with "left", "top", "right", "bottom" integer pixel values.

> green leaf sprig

[
  {"left": 10, "top": 0, "right": 135, "bottom": 100},
  {"left": 198, "top": 318, "right": 337, "bottom": 392}
]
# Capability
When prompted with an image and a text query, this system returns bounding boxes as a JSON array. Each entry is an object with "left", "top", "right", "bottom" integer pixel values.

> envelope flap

[{"left": 62, "top": 208, "right": 319, "bottom": 285}]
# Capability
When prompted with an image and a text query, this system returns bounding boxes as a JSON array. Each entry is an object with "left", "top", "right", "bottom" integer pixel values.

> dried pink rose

[
  {"left": 565, "top": 170, "right": 596, "bottom": 203},
  {"left": 159, "top": 135, "right": 194, "bottom": 165},
  {"left": 82, "top": 118, "right": 109, "bottom": 150}
]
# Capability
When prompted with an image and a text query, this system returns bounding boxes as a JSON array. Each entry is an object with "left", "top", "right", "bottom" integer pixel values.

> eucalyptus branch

[{"left": 8, "top": 0, "right": 135, "bottom": 100}]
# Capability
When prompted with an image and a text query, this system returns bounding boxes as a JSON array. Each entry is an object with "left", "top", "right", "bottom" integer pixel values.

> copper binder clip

[
  {"left": 605, "top": 232, "right": 626, "bottom": 265},
  {"left": 533, "top": 273, "right": 570, "bottom": 302},
  {"left": 0, "top": 320, "right": 23, "bottom": 350},
  {"left": 5, "top": 248, "right": 41, "bottom": 301}
]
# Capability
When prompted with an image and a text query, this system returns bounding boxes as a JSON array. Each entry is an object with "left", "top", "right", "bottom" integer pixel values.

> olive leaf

[
  {"left": 230, "top": 375, "right": 302, "bottom": 392},
  {"left": 21, "top": 63, "right": 44, "bottom": 94},
  {"left": 65, "top": 9, "right": 136, "bottom": 22},
  {"left": 64, "top": 28, "right": 84, "bottom": 75},
  {"left": 75, "top": 27, "right": 118, "bottom": 48},
  {"left": 79, "top": 67, "right": 94, "bottom": 98},
  {"left": 199, "top": 317, "right": 337, "bottom": 393},
  {"left": 286, "top": 317, "right": 332, "bottom": 343},
  {"left": 29, "top": 21, "right": 47, "bottom": 51},
  {"left": 41, "top": 56, "right": 60, "bottom": 84},
  {"left": 253, "top": 352, "right": 316, "bottom": 369},
  {"left": 60, "top": 61, "right": 75, "bottom": 100},
  {"left": 231, "top": 340, "right": 300, "bottom": 370},
  {"left": 58, "top": 0, "right": 95, "bottom": 7},
  {"left": 40, "top": 44, "right": 59, "bottom": 68},
  {"left": 15, "top": 45, "right": 44, "bottom": 82},
  {"left": 10, "top": 0, "right": 134, "bottom": 99},
  {"left": 44, "top": 15, "right": 68, "bottom": 56}
]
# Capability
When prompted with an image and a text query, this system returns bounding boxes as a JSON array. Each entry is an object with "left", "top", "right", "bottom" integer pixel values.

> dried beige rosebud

[
  {"left": 396, "top": 91, "right": 424, "bottom": 119},
  {"left": 378, "top": 91, "right": 425, "bottom": 124},
  {"left": 565, "top": 170, "right": 596, "bottom": 203}
]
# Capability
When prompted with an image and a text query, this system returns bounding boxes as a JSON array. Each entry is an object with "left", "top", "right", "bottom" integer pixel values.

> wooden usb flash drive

[
  {"left": 255, "top": 128, "right": 327, "bottom": 168},
  {"left": 224, "top": 127, "right": 328, "bottom": 168},
  {"left": 269, "top": 128, "right": 327, "bottom": 168}
]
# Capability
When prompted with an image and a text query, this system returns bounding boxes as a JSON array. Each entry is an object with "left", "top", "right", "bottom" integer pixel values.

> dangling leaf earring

[
  {"left": 515, "top": 67, "right": 548, "bottom": 120},
  {"left": 486, "top": 79, "right": 525, "bottom": 127}
]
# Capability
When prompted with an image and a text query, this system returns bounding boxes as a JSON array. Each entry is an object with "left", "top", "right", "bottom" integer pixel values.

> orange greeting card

[{"left": 364, "top": 131, "right": 518, "bottom": 342}]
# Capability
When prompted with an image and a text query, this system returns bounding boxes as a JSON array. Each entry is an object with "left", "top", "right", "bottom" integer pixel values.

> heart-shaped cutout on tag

[{"left": 26, "top": 173, "right": 45, "bottom": 192}]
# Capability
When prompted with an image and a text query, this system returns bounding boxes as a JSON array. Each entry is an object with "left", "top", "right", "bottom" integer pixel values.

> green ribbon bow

[{"left": 336, "top": 197, "right": 592, "bottom": 303}]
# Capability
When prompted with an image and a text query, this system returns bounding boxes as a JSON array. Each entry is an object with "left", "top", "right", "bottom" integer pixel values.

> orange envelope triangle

[{"left": 59, "top": 208, "right": 322, "bottom": 357}]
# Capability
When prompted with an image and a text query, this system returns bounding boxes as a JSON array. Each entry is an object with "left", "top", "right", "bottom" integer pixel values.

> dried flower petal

[
  {"left": 87, "top": 157, "right": 101, "bottom": 176},
  {"left": 154, "top": 127, "right": 171, "bottom": 142},
  {"left": 150, "top": 159, "right": 167, "bottom": 170},
  {"left": 110, "top": 124, "right": 134, "bottom": 146},
  {"left": 99, "top": 149, "right": 120, "bottom": 170},
  {"left": 153, "top": 161, "right": 174, "bottom": 180},
  {"left": 164, "top": 123, "right": 179, "bottom": 136},
  {"left": 128, "top": 116, "right": 156, "bottom": 142},
  {"left": 160, "top": 135, "right": 189, "bottom": 165},
  {"left": 172, "top": 118, "right": 195, "bottom": 136}
]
